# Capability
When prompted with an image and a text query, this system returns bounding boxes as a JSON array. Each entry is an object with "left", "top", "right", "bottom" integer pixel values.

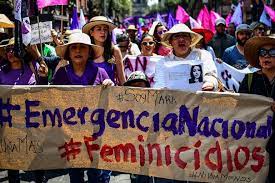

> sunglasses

[
  {"left": 259, "top": 48, "right": 275, "bottom": 57},
  {"left": 142, "top": 41, "right": 155, "bottom": 46},
  {"left": 157, "top": 30, "right": 167, "bottom": 35},
  {"left": 5, "top": 46, "right": 14, "bottom": 53}
]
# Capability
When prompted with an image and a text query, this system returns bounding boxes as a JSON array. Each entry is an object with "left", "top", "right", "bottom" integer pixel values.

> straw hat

[
  {"left": 191, "top": 28, "right": 214, "bottom": 44},
  {"left": 127, "top": 25, "right": 137, "bottom": 31},
  {"left": 56, "top": 32, "right": 103, "bottom": 59},
  {"left": 0, "top": 37, "right": 14, "bottom": 58},
  {"left": 82, "top": 16, "right": 116, "bottom": 35},
  {"left": 161, "top": 24, "right": 203, "bottom": 47},
  {"left": 244, "top": 35, "right": 275, "bottom": 68}
]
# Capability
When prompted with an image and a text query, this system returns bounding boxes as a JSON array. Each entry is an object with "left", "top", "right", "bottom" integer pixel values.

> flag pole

[
  {"left": 61, "top": 5, "right": 64, "bottom": 34},
  {"left": 37, "top": 8, "right": 43, "bottom": 57}
]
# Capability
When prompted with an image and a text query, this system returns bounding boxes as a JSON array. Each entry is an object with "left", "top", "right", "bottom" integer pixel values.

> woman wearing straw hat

[
  {"left": 82, "top": 16, "right": 126, "bottom": 85},
  {"left": 239, "top": 35, "right": 275, "bottom": 182},
  {"left": 49, "top": 32, "right": 113, "bottom": 182},
  {"left": 154, "top": 24, "right": 218, "bottom": 91}
]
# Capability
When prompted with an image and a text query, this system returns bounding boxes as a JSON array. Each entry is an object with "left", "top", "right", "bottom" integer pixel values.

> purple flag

[
  {"left": 70, "top": 7, "right": 79, "bottom": 30},
  {"left": 264, "top": 5, "right": 275, "bottom": 22},
  {"left": 167, "top": 11, "right": 176, "bottom": 29},
  {"left": 260, "top": 8, "right": 272, "bottom": 27},
  {"left": 156, "top": 13, "right": 165, "bottom": 25},
  {"left": 37, "top": 0, "right": 68, "bottom": 9},
  {"left": 230, "top": 3, "right": 242, "bottom": 26},
  {"left": 176, "top": 5, "right": 189, "bottom": 24}
]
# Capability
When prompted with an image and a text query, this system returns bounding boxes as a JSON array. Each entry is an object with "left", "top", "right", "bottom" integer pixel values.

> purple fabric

[
  {"left": 0, "top": 63, "right": 37, "bottom": 85},
  {"left": 92, "top": 61, "right": 115, "bottom": 82},
  {"left": 52, "top": 61, "right": 109, "bottom": 85},
  {"left": 70, "top": 7, "right": 79, "bottom": 30}
]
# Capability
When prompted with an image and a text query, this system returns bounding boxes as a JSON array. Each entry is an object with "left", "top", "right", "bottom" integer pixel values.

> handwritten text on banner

[{"left": 0, "top": 86, "right": 272, "bottom": 182}]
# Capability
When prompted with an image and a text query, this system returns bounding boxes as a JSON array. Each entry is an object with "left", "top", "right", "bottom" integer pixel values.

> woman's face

[
  {"left": 6, "top": 45, "right": 20, "bottom": 64},
  {"left": 156, "top": 26, "right": 167, "bottom": 40},
  {"left": 258, "top": 44, "right": 275, "bottom": 70},
  {"left": 192, "top": 66, "right": 201, "bottom": 79},
  {"left": 69, "top": 43, "right": 90, "bottom": 65},
  {"left": 90, "top": 25, "right": 109, "bottom": 43},
  {"left": 141, "top": 36, "right": 155, "bottom": 56}
]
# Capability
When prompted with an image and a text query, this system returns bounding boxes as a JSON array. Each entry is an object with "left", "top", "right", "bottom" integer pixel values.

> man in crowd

[
  {"left": 116, "top": 33, "right": 140, "bottom": 58},
  {"left": 209, "top": 18, "right": 236, "bottom": 59},
  {"left": 126, "top": 25, "right": 139, "bottom": 45},
  {"left": 222, "top": 24, "right": 251, "bottom": 69},
  {"left": 250, "top": 21, "right": 266, "bottom": 37}
]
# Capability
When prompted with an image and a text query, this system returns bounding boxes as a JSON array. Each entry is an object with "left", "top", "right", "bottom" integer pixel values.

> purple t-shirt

[
  {"left": 92, "top": 61, "right": 115, "bottom": 82},
  {"left": 51, "top": 61, "right": 110, "bottom": 85},
  {"left": 0, "top": 64, "right": 36, "bottom": 85}
]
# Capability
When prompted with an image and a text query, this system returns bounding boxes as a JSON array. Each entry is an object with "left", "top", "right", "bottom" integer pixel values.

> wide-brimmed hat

[
  {"left": 82, "top": 16, "right": 116, "bottom": 35},
  {"left": 162, "top": 24, "right": 203, "bottom": 47},
  {"left": 124, "top": 71, "right": 150, "bottom": 87},
  {"left": 244, "top": 35, "right": 275, "bottom": 68},
  {"left": 127, "top": 25, "right": 137, "bottom": 31},
  {"left": 0, "top": 37, "right": 14, "bottom": 58},
  {"left": 191, "top": 28, "right": 214, "bottom": 44},
  {"left": 56, "top": 32, "right": 103, "bottom": 59}
]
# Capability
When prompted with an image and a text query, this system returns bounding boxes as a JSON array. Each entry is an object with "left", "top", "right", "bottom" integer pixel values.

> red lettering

[
  {"left": 135, "top": 56, "right": 147, "bottom": 71},
  {"left": 165, "top": 145, "right": 171, "bottom": 166},
  {"left": 113, "top": 143, "right": 137, "bottom": 163},
  {"left": 124, "top": 57, "right": 134, "bottom": 73},
  {"left": 84, "top": 136, "right": 100, "bottom": 162},
  {"left": 226, "top": 148, "right": 233, "bottom": 172},
  {"left": 234, "top": 146, "right": 250, "bottom": 170},
  {"left": 194, "top": 140, "right": 201, "bottom": 170},
  {"left": 100, "top": 145, "right": 113, "bottom": 162},
  {"left": 138, "top": 135, "right": 145, "bottom": 166},
  {"left": 251, "top": 147, "right": 265, "bottom": 172},
  {"left": 148, "top": 144, "right": 162, "bottom": 166},
  {"left": 175, "top": 146, "right": 190, "bottom": 169},
  {"left": 205, "top": 141, "right": 222, "bottom": 172}
]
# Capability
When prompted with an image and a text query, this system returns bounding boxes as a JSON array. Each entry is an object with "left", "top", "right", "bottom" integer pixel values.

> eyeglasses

[
  {"left": 157, "top": 30, "right": 167, "bottom": 35},
  {"left": 171, "top": 33, "right": 190, "bottom": 40},
  {"left": 5, "top": 46, "right": 14, "bottom": 53},
  {"left": 141, "top": 41, "right": 155, "bottom": 46},
  {"left": 259, "top": 48, "right": 275, "bottom": 57}
]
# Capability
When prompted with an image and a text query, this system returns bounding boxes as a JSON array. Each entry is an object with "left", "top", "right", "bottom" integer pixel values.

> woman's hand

[
  {"left": 272, "top": 101, "right": 275, "bottom": 113},
  {"left": 202, "top": 82, "right": 214, "bottom": 91},
  {"left": 38, "top": 60, "right": 48, "bottom": 78},
  {"left": 102, "top": 79, "right": 114, "bottom": 87}
]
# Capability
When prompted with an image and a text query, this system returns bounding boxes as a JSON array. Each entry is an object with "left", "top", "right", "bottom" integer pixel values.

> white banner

[{"left": 215, "top": 62, "right": 259, "bottom": 92}]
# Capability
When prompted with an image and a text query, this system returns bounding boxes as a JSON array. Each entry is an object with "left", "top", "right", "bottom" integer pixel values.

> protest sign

[
  {"left": 215, "top": 62, "right": 259, "bottom": 92},
  {"left": 124, "top": 55, "right": 163, "bottom": 86},
  {"left": 0, "top": 86, "right": 272, "bottom": 182},
  {"left": 30, "top": 21, "right": 53, "bottom": 45},
  {"left": 154, "top": 60, "right": 204, "bottom": 92}
]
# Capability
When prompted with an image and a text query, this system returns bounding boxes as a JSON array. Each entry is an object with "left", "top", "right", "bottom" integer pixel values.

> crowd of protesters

[{"left": 0, "top": 14, "right": 274, "bottom": 183}]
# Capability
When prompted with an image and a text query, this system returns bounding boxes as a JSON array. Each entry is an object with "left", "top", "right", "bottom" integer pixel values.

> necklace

[{"left": 262, "top": 74, "right": 275, "bottom": 98}]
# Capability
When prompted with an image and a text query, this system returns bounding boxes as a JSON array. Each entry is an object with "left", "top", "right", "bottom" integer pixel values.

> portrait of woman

[{"left": 189, "top": 65, "right": 203, "bottom": 83}]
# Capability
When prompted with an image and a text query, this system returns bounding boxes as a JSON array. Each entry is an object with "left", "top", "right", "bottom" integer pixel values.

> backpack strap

[{"left": 247, "top": 73, "right": 253, "bottom": 93}]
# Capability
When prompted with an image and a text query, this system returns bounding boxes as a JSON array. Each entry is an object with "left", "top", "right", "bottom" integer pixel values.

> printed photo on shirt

[{"left": 189, "top": 65, "right": 203, "bottom": 84}]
